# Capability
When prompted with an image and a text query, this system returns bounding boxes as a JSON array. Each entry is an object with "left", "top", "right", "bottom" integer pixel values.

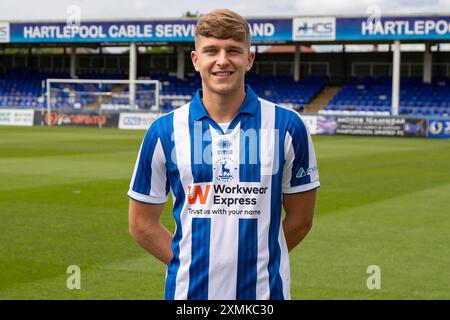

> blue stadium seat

[{"left": 325, "top": 76, "right": 450, "bottom": 116}]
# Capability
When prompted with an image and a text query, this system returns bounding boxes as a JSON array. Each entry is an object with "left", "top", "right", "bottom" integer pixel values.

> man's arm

[
  {"left": 282, "top": 189, "right": 317, "bottom": 252},
  {"left": 128, "top": 198, "right": 173, "bottom": 265}
]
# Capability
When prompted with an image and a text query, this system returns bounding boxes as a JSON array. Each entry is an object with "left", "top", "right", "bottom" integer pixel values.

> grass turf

[{"left": 0, "top": 126, "right": 449, "bottom": 299}]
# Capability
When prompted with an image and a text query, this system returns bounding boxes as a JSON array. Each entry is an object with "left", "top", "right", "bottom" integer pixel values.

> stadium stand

[
  {"left": 0, "top": 68, "right": 48, "bottom": 109},
  {"left": 1, "top": 15, "right": 450, "bottom": 118},
  {"left": 0, "top": 69, "right": 325, "bottom": 112},
  {"left": 2, "top": 66, "right": 450, "bottom": 116},
  {"left": 247, "top": 75, "right": 326, "bottom": 111},
  {"left": 324, "top": 76, "right": 450, "bottom": 117}
]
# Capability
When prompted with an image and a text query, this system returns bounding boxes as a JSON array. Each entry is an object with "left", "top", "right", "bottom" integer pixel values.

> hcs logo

[
  {"left": 292, "top": 17, "right": 335, "bottom": 41},
  {"left": 187, "top": 184, "right": 211, "bottom": 205},
  {"left": 0, "top": 22, "right": 10, "bottom": 43}
]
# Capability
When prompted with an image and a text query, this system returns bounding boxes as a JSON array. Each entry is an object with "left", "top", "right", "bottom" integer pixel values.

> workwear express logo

[
  {"left": 187, "top": 184, "right": 211, "bottom": 205},
  {"left": 0, "top": 22, "right": 10, "bottom": 43},
  {"left": 187, "top": 184, "right": 265, "bottom": 207},
  {"left": 292, "top": 17, "right": 336, "bottom": 41}
]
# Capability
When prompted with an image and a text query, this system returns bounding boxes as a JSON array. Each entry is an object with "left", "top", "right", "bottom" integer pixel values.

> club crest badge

[{"left": 214, "top": 157, "right": 237, "bottom": 182}]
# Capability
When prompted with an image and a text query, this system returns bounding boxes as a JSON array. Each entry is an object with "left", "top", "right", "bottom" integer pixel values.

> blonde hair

[{"left": 195, "top": 9, "right": 251, "bottom": 49}]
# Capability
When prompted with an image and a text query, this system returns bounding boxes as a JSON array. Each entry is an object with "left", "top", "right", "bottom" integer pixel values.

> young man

[{"left": 128, "top": 9, "right": 319, "bottom": 300}]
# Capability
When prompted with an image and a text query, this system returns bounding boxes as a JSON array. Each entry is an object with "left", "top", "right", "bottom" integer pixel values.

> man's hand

[
  {"left": 282, "top": 189, "right": 317, "bottom": 252},
  {"left": 128, "top": 199, "right": 173, "bottom": 265}
]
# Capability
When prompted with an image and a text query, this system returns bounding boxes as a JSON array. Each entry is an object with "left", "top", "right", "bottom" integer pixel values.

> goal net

[{"left": 46, "top": 78, "right": 160, "bottom": 116}]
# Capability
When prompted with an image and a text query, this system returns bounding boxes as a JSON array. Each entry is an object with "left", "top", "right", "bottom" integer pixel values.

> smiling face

[{"left": 191, "top": 36, "right": 255, "bottom": 97}]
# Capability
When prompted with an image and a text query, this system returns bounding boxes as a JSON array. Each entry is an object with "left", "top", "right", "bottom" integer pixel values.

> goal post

[{"left": 45, "top": 78, "right": 160, "bottom": 126}]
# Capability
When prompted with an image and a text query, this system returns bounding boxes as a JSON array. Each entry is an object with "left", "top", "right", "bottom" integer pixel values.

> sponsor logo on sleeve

[{"left": 296, "top": 166, "right": 318, "bottom": 178}]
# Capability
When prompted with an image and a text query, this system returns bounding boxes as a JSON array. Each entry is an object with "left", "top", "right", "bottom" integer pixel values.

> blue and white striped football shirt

[{"left": 128, "top": 85, "right": 320, "bottom": 300}]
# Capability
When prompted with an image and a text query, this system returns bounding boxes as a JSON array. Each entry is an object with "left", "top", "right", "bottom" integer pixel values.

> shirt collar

[{"left": 190, "top": 84, "right": 259, "bottom": 121}]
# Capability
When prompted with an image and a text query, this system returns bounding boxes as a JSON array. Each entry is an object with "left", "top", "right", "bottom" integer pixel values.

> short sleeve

[
  {"left": 282, "top": 113, "right": 320, "bottom": 194},
  {"left": 128, "top": 122, "right": 169, "bottom": 204}
]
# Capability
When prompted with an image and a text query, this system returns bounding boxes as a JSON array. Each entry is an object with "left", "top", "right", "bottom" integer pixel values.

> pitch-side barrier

[{"left": 0, "top": 108, "right": 448, "bottom": 138}]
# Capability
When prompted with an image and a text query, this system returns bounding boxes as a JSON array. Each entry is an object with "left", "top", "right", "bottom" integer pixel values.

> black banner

[
  {"left": 0, "top": 300, "right": 442, "bottom": 318},
  {"left": 34, "top": 111, "right": 119, "bottom": 128},
  {"left": 404, "top": 118, "right": 427, "bottom": 137},
  {"left": 334, "top": 116, "right": 427, "bottom": 137}
]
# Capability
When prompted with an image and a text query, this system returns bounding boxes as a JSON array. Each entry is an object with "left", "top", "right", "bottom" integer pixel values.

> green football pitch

[{"left": 0, "top": 126, "right": 449, "bottom": 300}]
